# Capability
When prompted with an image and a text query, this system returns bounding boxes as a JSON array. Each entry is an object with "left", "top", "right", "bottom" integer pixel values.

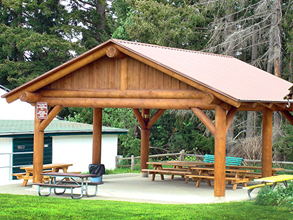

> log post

[
  {"left": 33, "top": 106, "right": 44, "bottom": 183},
  {"left": 262, "top": 108, "right": 273, "bottom": 177},
  {"left": 140, "top": 109, "right": 150, "bottom": 177},
  {"left": 214, "top": 105, "right": 226, "bottom": 199},
  {"left": 92, "top": 108, "right": 102, "bottom": 164}
]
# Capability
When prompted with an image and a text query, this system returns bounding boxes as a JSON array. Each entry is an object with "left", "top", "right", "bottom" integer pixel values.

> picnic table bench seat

[
  {"left": 185, "top": 174, "right": 250, "bottom": 190},
  {"left": 62, "top": 181, "right": 103, "bottom": 185},
  {"left": 142, "top": 169, "right": 192, "bottom": 181},
  {"left": 33, "top": 183, "right": 82, "bottom": 199},
  {"left": 12, "top": 171, "right": 51, "bottom": 182}
]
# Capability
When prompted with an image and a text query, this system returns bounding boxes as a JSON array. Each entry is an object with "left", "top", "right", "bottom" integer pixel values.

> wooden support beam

[
  {"left": 147, "top": 109, "right": 166, "bottom": 129},
  {"left": 191, "top": 107, "right": 215, "bottom": 136},
  {"left": 39, "top": 105, "right": 63, "bottom": 132},
  {"left": 259, "top": 102, "right": 274, "bottom": 109},
  {"left": 106, "top": 46, "right": 127, "bottom": 59},
  {"left": 33, "top": 106, "right": 44, "bottom": 184},
  {"left": 262, "top": 108, "right": 273, "bottom": 177},
  {"left": 226, "top": 107, "right": 237, "bottom": 133},
  {"left": 92, "top": 108, "right": 102, "bottom": 164},
  {"left": 214, "top": 105, "right": 227, "bottom": 197},
  {"left": 20, "top": 92, "right": 41, "bottom": 103},
  {"left": 203, "top": 93, "right": 222, "bottom": 105},
  {"left": 274, "top": 103, "right": 286, "bottom": 108},
  {"left": 141, "top": 129, "right": 150, "bottom": 174},
  {"left": 132, "top": 109, "right": 147, "bottom": 129},
  {"left": 6, "top": 46, "right": 108, "bottom": 103},
  {"left": 237, "top": 105, "right": 266, "bottom": 111},
  {"left": 280, "top": 110, "right": 293, "bottom": 125},
  {"left": 141, "top": 109, "right": 150, "bottom": 175},
  {"left": 142, "top": 109, "right": 150, "bottom": 123},
  {"left": 40, "top": 97, "right": 217, "bottom": 110},
  {"left": 114, "top": 44, "right": 241, "bottom": 108},
  {"left": 120, "top": 58, "right": 128, "bottom": 90},
  {"left": 39, "top": 89, "right": 205, "bottom": 100}
]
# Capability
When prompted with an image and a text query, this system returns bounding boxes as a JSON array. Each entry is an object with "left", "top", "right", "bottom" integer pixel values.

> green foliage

[
  {"left": 255, "top": 183, "right": 293, "bottom": 208},
  {"left": 0, "top": 0, "right": 84, "bottom": 89},
  {"left": 105, "top": 166, "right": 140, "bottom": 174},
  {"left": 150, "top": 110, "right": 214, "bottom": 155},
  {"left": 67, "top": 0, "right": 111, "bottom": 49},
  {"left": 274, "top": 123, "right": 293, "bottom": 161},
  {"left": 102, "top": 108, "right": 141, "bottom": 156},
  {"left": 112, "top": 0, "right": 208, "bottom": 51}
]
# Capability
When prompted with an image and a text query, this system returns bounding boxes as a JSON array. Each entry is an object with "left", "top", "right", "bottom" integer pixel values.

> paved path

[{"left": 0, "top": 173, "right": 250, "bottom": 204}]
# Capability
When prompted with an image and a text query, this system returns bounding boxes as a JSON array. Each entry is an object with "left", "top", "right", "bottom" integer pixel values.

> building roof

[
  {"left": 2, "top": 39, "right": 292, "bottom": 108},
  {"left": 112, "top": 40, "right": 292, "bottom": 103},
  {"left": 0, "top": 120, "right": 128, "bottom": 137}
]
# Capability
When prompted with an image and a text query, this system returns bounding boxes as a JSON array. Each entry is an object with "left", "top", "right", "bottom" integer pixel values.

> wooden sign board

[{"left": 36, "top": 102, "right": 48, "bottom": 119}]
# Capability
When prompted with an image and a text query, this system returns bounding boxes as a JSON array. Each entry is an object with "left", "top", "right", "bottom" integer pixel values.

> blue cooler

[{"left": 91, "top": 175, "right": 102, "bottom": 183}]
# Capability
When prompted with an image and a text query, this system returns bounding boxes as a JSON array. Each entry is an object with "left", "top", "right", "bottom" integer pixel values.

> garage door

[{"left": 12, "top": 137, "right": 52, "bottom": 178}]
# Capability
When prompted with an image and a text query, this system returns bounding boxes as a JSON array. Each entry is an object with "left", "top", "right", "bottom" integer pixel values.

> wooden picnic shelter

[{"left": 2, "top": 39, "right": 293, "bottom": 199}]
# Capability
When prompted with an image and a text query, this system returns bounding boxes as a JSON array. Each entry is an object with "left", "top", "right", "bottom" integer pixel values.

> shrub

[{"left": 255, "top": 182, "right": 293, "bottom": 208}]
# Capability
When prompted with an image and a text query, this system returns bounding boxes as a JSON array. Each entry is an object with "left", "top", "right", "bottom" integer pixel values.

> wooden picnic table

[
  {"left": 33, "top": 172, "right": 103, "bottom": 199},
  {"left": 143, "top": 161, "right": 213, "bottom": 181},
  {"left": 226, "top": 165, "right": 284, "bottom": 181},
  {"left": 13, "top": 163, "right": 73, "bottom": 186},
  {"left": 186, "top": 167, "right": 253, "bottom": 190}
]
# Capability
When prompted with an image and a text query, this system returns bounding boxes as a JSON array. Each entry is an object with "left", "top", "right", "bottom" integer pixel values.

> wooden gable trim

[{"left": 4, "top": 46, "right": 109, "bottom": 103}]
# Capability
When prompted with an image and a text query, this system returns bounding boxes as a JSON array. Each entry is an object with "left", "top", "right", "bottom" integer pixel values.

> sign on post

[{"left": 36, "top": 102, "right": 48, "bottom": 119}]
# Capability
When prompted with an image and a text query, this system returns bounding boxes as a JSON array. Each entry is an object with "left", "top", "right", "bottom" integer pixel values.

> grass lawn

[{"left": 0, "top": 194, "right": 292, "bottom": 220}]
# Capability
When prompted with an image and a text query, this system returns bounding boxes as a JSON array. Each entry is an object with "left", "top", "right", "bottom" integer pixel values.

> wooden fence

[{"left": 115, "top": 150, "right": 293, "bottom": 172}]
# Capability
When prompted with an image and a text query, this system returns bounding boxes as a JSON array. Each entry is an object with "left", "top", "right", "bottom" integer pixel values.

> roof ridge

[{"left": 112, "top": 39, "right": 233, "bottom": 58}]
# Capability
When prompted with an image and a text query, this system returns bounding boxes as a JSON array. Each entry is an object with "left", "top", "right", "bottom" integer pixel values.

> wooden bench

[
  {"left": 142, "top": 169, "right": 192, "bottom": 181},
  {"left": 203, "top": 154, "right": 243, "bottom": 166},
  {"left": 12, "top": 171, "right": 81, "bottom": 185},
  {"left": 243, "top": 183, "right": 274, "bottom": 200},
  {"left": 12, "top": 171, "right": 51, "bottom": 184},
  {"left": 185, "top": 174, "right": 249, "bottom": 190}
]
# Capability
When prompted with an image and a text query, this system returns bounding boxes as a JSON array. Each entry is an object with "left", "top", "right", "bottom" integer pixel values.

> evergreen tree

[{"left": 0, "top": 0, "right": 83, "bottom": 89}]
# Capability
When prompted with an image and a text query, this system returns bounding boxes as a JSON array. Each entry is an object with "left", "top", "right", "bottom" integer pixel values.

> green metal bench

[{"left": 203, "top": 154, "right": 243, "bottom": 166}]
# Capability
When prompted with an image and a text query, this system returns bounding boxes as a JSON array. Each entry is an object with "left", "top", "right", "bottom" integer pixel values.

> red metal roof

[
  {"left": 113, "top": 39, "right": 292, "bottom": 103},
  {"left": 2, "top": 39, "right": 292, "bottom": 104}
]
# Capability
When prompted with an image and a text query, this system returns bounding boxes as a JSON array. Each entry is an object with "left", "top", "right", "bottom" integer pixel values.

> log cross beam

[
  {"left": 132, "top": 109, "right": 166, "bottom": 130},
  {"left": 280, "top": 110, "right": 293, "bottom": 125},
  {"left": 132, "top": 108, "right": 166, "bottom": 174},
  {"left": 191, "top": 107, "right": 237, "bottom": 136},
  {"left": 39, "top": 105, "right": 63, "bottom": 131}
]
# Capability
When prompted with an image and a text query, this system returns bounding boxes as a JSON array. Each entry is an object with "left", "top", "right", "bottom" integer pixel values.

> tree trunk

[
  {"left": 95, "top": 0, "right": 106, "bottom": 42},
  {"left": 271, "top": 0, "right": 283, "bottom": 142}
]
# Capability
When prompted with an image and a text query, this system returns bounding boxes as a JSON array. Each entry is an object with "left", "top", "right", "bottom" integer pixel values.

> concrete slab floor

[{"left": 0, "top": 173, "right": 251, "bottom": 204}]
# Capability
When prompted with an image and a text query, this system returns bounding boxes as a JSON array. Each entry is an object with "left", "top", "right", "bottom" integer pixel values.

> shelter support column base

[
  {"left": 140, "top": 129, "right": 150, "bottom": 171},
  {"left": 140, "top": 172, "right": 148, "bottom": 178},
  {"left": 214, "top": 196, "right": 226, "bottom": 203}
]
